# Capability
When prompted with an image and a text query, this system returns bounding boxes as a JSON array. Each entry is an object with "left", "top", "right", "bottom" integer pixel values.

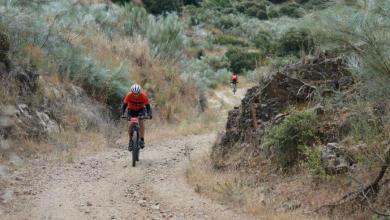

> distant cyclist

[
  {"left": 231, "top": 72, "right": 238, "bottom": 94},
  {"left": 121, "top": 84, "right": 152, "bottom": 151},
  {"left": 231, "top": 72, "right": 238, "bottom": 85}
]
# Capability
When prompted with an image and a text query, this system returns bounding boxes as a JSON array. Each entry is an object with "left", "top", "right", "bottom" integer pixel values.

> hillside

[{"left": 1, "top": 0, "right": 389, "bottom": 219}]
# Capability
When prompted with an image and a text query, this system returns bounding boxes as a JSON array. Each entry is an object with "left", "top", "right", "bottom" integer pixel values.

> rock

[
  {"left": 36, "top": 111, "right": 60, "bottom": 133},
  {"left": 320, "top": 143, "right": 349, "bottom": 175},
  {"left": 8, "top": 153, "right": 24, "bottom": 166},
  {"left": 0, "top": 31, "right": 10, "bottom": 70},
  {"left": 284, "top": 55, "right": 349, "bottom": 84},
  {"left": 86, "top": 201, "right": 92, "bottom": 206},
  {"left": 151, "top": 204, "right": 160, "bottom": 210},
  {"left": 0, "top": 138, "right": 10, "bottom": 150},
  {"left": 0, "top": 31, "right": 10, "bottom": 52},
  {"left": 1, "top": 189, "right": 14, "bottom": 204},
  {"left": 212, "top": 73, "right": 315, "bottom": 168},
  {"left": 137, "top": 199, "right": 146, "bottom": 207},
  {"left": 0, "top": 165, "right": 9, "bottom": 178}
]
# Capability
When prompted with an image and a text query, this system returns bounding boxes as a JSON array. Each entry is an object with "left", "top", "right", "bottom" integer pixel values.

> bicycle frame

[{"left": 128, "top": 115, "right": 150, "bottom": 167}]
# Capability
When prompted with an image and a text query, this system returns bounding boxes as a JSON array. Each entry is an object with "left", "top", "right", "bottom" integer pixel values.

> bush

[
  {"left": 214, "top": 35, "right": 249, "bottom": 47},
  {"left": 246, "top": 6, "right": 268, "bottom": 19},
  {"left": 203, "top": 56, "right": 230, "bottom": 70},
  {"left": 279, "top": 3, "right": 304, "bottom": 18},
  {"left": 268, "top": 0, "right": 289, "bottom": 3},
  {"left": 113, "top": 0, "right": 201, "bottom": 14},
  {"left": 253, "top": 30, "right": 274, "bottom": 54},
  {"left": 265, "top": 111, "right": 319, "bottom": 169},
  {"left": 235, "top": 1, "right": 268, "bottom": 19},
  {"left": 143, "top": 0, "right": 183, "bottom": 14},
  {"left": 214, "top": 14, "right": 240, "bottom": 30},
  {"left": 267, "top": 6, "right": 280, "bottom": 18},
  {"left": 181, "top": 59, "right": 230, "bottom": 89},
  {"left": 301, "top": 145, "right": 325, "bottom": 176},
  {"left": 225, "top": 48, "right": 262, "bottom": 73},
  {"left": 276, "top": 28, "right": 315, "bottom": 57}
]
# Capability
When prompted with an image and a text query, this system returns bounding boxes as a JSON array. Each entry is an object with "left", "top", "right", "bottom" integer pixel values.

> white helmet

[{"left": 131, "top": 84, "right": 141, "bottom": 94}]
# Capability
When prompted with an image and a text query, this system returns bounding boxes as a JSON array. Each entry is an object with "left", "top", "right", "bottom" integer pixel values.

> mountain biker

[
  {"left": 231, "top": 72, "right": 238, "bottom": 85},
  {"left": 121, "top": 84, "right": 152, "bottom": 151}
]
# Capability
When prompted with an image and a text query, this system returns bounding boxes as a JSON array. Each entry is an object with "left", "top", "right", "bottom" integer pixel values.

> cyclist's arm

[
  {"left": 121, "top": 103, "right": 127, "bottom": 115},
  {"left": 145, "top": 104, "right": 152, "bottom": 116}
]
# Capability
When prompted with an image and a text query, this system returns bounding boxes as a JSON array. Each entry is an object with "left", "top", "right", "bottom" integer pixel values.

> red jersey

[
  {"left": 231, "top": 74, "right": 238, "bottom": 81},
  {"left": 123, "top": 92, "right": 149, "bottom": 111}
]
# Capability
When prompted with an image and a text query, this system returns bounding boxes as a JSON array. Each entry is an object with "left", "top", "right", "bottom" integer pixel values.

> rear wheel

[{"left": 132, "top": 130, "right": 139, "bottom": 167}]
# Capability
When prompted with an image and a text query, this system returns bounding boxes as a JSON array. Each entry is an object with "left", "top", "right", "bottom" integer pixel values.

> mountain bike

[
  {"left": 122, "top": 114, "right": 151, "bottom": 167},
  {"left": 231, "top": 82, "right": 237, "bottom": 94}
]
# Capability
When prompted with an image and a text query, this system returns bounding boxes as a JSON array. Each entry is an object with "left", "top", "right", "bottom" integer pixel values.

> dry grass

[
  {"left": 23, "top": 45, "right": 44, "bottom": 69},
  {"left": 186, "top": 153, "right": 327, "bottom": 219},
  {"left": 0, "top": 76, "right": 18, "bottom": 104},
  {"left": 71, "top": 30, "right": 201, "bottom": 123},
  {"left": 13, "top": 130, "right": 107, "bottom": 163}
]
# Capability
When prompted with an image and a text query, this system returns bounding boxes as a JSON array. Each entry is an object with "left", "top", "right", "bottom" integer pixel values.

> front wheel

[{"left": 132, "top": 130, "right": 139, "bottom": 167}]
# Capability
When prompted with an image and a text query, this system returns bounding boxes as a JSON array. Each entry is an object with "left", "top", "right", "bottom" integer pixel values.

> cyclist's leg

[
  {"left": 127, "top": 110, "right": 137, "bottom": 150},
  {"left": 140, "top": 120, "right": 145, "bottom": 140}
]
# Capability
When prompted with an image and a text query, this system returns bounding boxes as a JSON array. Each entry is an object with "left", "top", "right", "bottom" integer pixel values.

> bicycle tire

[{"left": 132, "top": 129, "right": 138, "bottom": 167}]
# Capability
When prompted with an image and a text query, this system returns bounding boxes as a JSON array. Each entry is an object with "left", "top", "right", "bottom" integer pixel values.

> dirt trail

[{"left": 1, "top": 87, "right": 250, "bottom": 220}]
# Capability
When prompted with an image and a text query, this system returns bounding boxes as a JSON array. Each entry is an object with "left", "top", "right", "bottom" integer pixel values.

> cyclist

[
  {"left": 231, "top": 72, "right": 238, "bottom": 91},
  {"left": 121, "top": 84, "right": 152, "bottom": 151}
]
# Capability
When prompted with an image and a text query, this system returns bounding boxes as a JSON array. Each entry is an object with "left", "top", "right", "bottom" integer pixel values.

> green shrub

[
  {"left": 246, "top": 6, "right": 268, "bottom": 19},
  {"left": 268, "top": 0, "right": 289, "bottom": 3},
  {"left": 279, "top": 3, "right": 304, "bottom": 18},
  {"left": 143, "top": 0, "right": 183, "bottom": 14},
  {"left": 342, "top": 113, "right": 381, "bottom": 145},
  {"left": 253, "top": 30, "right": 274, "bottom": 55},
  {"left": 296, "top": 0, "right": 331, "bottom": 9},
  {"left": 265, "top": 111, "right": 319, "bottom": 169},
  {"left": 181, "top": 59, "right": 230, "bottom": 89},
  {"left": 113, "top": 0, "right": 200, "bottom": 14},
  {"left": 267, "top": 6, "right": 280, "bottom": 18},
  {"left": 204, "top": 56, "right": 230, "bottom": 70},
  {"left": 234, "top": 1, "right": 268, "bottom": 19},
  {"left": 301, "top": 145, "right": 325, "bottom": 176},
  {"left": 215, "top": 15, "right": 240, "bottom": 30},
  {"left": 214, "top": 35, "right": 249, "bottom": 47},
  {"left": 225, "top": 48, "right": 262, "bottom": 73},
  {"left": 276, "top": 28, "right": 315, "bottom": 57}
]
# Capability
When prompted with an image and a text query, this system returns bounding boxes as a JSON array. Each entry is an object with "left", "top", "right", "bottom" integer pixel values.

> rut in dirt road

[{"left": 3, "top": 133, "right": 255, "bottom": 220}]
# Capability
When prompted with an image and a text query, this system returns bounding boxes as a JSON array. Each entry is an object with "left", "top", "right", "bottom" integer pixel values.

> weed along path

[{"left": 2, "top": 87, "right": 254, "bottom": 220}]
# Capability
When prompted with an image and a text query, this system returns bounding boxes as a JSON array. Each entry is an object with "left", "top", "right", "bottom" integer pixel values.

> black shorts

[
  {"left": 231, "top": 79, "right": 237, "bottom": 84},
  {"left": 127, "top": 108, "right": 145, "bottom": 119}
]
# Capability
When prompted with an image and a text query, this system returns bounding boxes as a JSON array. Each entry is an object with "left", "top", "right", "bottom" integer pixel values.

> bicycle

[
  {"left": 231, "top": 81, "right": 238, "bottom": 94},
  {"left": 122, "top": 114, "right": 151, "bottom": 167}
]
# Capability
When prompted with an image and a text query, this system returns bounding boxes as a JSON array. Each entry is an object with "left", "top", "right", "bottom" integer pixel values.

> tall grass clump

[
  {"left": 264, "top": 111, "right": 319, "bottom": 169},
  {"left": 315, "top": 0, "right": 390, "bottom": 79},
  {"left": 0, "top": 0, "right": 194, "bottom": 116}
]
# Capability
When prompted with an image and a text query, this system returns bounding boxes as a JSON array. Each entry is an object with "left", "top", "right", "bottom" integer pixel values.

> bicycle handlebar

[{"left": 121, "top": 115, "right": 152, "bottom": 120}]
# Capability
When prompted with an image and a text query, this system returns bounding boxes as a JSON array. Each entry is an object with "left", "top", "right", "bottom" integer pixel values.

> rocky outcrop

[
  {"left": 320, "top": 143, "right": 350, "bottom": 175},
  {"left": 283, "top": 55, "right": 351, "bottom": 89},
  {"left": 212, "top": 55, "right": 353, "bottom": 169},
  {"left": 0, "top": 31, "right": 10, "bottom": 71},
  {"left": 212, "top": 72, "right": 316, "bottom": 168}
]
